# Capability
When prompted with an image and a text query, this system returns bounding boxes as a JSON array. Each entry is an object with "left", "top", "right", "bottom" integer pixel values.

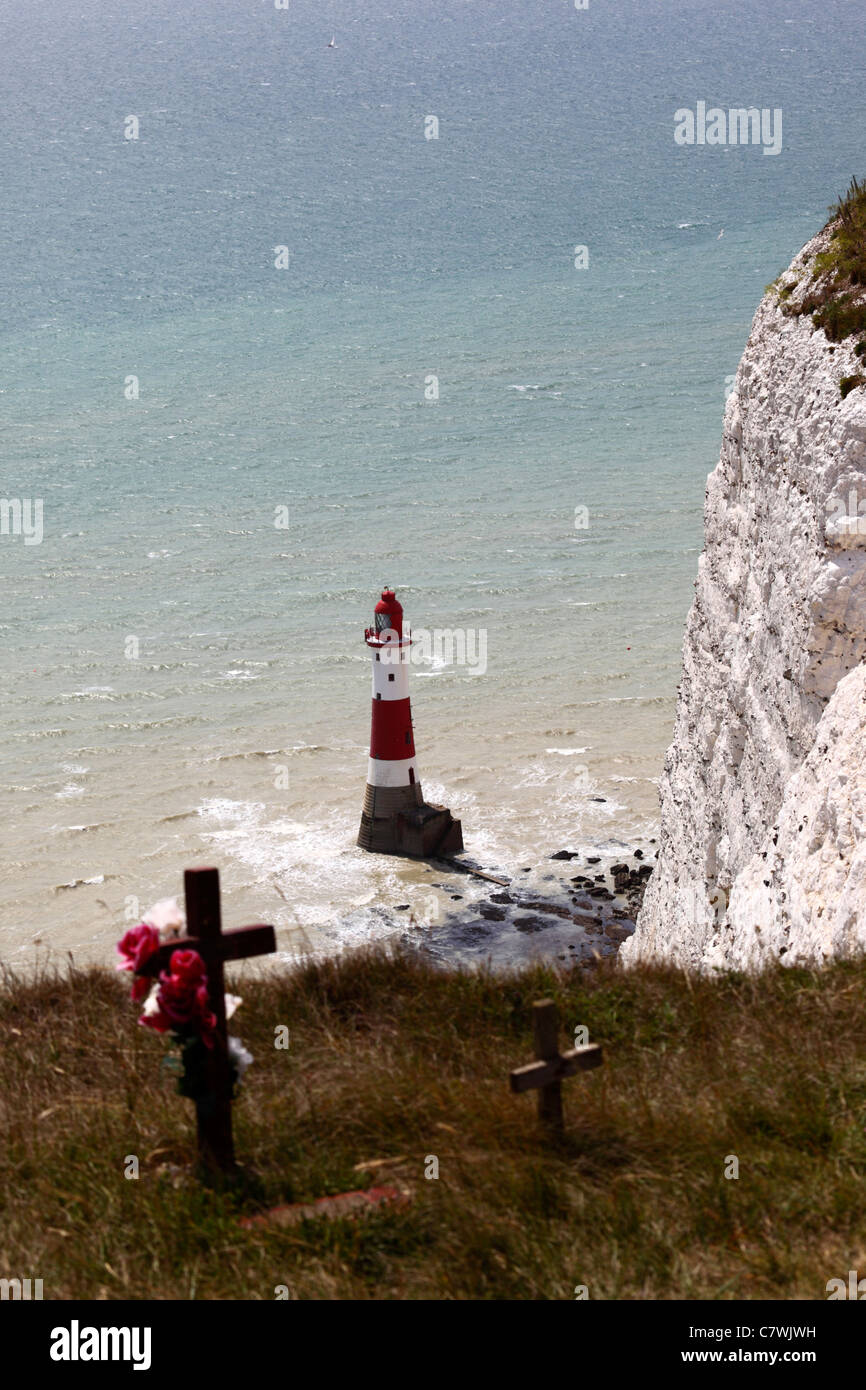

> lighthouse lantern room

[{"left": 357, "top": 587, "right": 464, "bottom": 858}]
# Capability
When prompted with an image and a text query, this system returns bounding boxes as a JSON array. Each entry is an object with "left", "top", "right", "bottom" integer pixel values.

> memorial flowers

[
  {"left": 116, "top": 922, "right": 160, "bottom": 1001},
  {"left": 140, "top": 948, "right": 218, "bottom": 1047},
  {"left": 117, "top": 898, "right": 252, "bottom": 1102}
]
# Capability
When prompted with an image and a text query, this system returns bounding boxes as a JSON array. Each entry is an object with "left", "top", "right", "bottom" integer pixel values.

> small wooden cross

[
  {"left": 136, "top": 867, "right": 276, "bottom": 1174},
  {"left": 509, "top": 999, "right": 602, "bottom": 1134}
]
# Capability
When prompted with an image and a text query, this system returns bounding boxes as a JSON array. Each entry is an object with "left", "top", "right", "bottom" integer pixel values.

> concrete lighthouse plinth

[
  {"left": 357, "top": 588, "right": 463, "bottom": 859},
  {"left": 357, "top": 782, "right": 463, "bottom": 857}
]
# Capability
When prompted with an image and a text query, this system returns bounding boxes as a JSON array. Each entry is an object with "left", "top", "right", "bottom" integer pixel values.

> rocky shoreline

[{"left": 411, "top": 843, "right": 657, "bottom": 968}]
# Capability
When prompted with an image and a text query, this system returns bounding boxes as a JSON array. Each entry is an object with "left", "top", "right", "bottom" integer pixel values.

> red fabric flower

[
  {"left": 167, "top": 949, "right": 206, "bottom": 986},
  {"left": 140, "top": 948, "right": 217, "bottom": 1047},
  {"left": 116, "top": 924, "right": 160, "bottom": 1001}
]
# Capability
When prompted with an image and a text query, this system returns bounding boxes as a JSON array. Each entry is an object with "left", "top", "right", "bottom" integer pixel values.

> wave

[
  {"left": 54, "top": 874, "right": 108, "bottom": 892},
  {"left": 56, "top": 822, "right": 111, "bottom": 835},
  {"left": 507, "top": 383, "right": 564, "bottom": 397},
  {"left": 507, "top": 382, "right": 563, "bottom": 392},
  {"left": 203, "top": 744, "right": 327, "bottom": 764}
]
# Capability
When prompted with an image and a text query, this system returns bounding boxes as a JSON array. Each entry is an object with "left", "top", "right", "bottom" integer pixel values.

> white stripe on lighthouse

[
  {"left": 371, "top": 655, "right": 410, "bottom": 702},
  {"left": 367, "top": 755, "right": 418, "bottom": 788}
]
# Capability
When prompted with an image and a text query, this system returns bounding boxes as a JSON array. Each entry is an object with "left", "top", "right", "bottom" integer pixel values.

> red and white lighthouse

[{"left": 357, "top": 587, "right": 463, "bottom": 858}]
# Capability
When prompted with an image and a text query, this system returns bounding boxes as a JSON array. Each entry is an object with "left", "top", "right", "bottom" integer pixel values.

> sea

[{"left": 2, "top": 0, "right": 865, "bottom": 968}]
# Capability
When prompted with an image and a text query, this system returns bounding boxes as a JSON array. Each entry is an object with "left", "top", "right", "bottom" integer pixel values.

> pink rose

[
  {"left": 116, "top": 924, "right": 160, "bottom": 1000},
  {"left": 139, "top": 948, "right": 217, "bottom": 1046},
  {"left": 139, "top": 1002, "right": 173, "bottom": 1035},
  {"left": 167, "top": 949, "right": 207, "bottom": 985},
  {"left": 193, "top": 983, "right": 217, "bottom": 1047}
]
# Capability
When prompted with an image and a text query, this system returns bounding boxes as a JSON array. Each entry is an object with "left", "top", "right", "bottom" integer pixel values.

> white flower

[
  {"left": 225, "top": 994, "right": 243, "bottom": 1021},
  {"left": 143, "top": 896, "right": 186, "bottom": 939},
  {"left": 140, "top": 985, "right": 161, "bottom": 1016},
  {"left": 228, "top": 1036, "right": 254, "bottom": 1083}
]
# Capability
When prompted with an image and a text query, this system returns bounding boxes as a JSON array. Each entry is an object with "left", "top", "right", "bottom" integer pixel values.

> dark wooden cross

[
  {"left": 136, "top": 866, "right": 276, "bottom": 1174},
  {"left": 510, "top": 999, "right": 602, "bottom": 1134}
]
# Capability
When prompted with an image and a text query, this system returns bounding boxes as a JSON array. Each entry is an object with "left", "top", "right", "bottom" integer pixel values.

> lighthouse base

[{"left": 357, "top": 782, "right": 463, "bottom": 858}]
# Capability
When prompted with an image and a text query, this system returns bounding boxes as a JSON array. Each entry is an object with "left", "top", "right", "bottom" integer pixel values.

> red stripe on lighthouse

[{"left": 370, "top": 697, "right": 416, "bottom": 761}]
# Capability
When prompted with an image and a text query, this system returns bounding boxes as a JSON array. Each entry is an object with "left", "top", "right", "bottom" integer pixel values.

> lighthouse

[{"left": 357, "top": 587, "right": 464, "bottom": 858}]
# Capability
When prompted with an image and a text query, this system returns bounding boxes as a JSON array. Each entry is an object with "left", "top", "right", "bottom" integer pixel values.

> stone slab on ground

[{"left": 239, "top": 1184, "right": 410, "bottom": 1230}]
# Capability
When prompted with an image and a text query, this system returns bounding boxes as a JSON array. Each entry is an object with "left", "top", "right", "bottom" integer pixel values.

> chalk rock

[
  {"left": 623, "top": 227, "right": 866, "bottom": 971},
  {"left": 706, "top": 663, "right": 866, "bottom": 969}
]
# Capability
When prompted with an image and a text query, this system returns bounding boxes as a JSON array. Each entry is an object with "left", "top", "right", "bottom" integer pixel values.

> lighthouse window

[
  {"left": 388, "top": 673, "right": 395, "bottom": 682},
  {"left": 375, "top": 611, "right": 391, "bottom": 633},
  {"left": 405, "top": 731, "right": 411, "bottom": 745}
]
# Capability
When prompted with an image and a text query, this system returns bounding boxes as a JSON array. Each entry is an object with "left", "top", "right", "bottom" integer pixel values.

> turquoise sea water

[{"left": 2, "top": 0, "right": 865, "bottom": 963}]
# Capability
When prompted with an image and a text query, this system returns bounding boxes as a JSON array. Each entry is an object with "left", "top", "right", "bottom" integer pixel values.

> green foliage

[
  {"left": 813, "top": 295, "right": 866, "bottom": 343},
  {"left": 766, "top": 275, "right": 797, "bottom": 302},
  {"left": 840, "top": 373, "right": 866, "bottom": 399},
  {"left": 176, "top": 1036, "right": 210, "bottom": 1102},
  {"left": 824, "top": 175, "right": 866, "bottom": 285},
  {"left": 787, "top": 177, "right": 866, "bottom": 341}
]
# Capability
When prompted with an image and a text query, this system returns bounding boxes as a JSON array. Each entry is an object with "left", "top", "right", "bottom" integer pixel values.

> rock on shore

[{"left": 417, "top": 848, "right": 654, "bottom": 968}]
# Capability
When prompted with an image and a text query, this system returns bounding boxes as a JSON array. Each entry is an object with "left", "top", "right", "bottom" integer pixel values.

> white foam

[{"left": 55, "top": 874, "right": 106, "bottom": 891}]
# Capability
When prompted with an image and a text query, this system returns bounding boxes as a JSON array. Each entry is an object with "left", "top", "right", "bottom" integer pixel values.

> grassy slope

[
  {"left": 777, "top": 175, "right": 866, "bottom": 361},
  {"left": 2, "top": 947, "right": 866, "bottom": 1300}
]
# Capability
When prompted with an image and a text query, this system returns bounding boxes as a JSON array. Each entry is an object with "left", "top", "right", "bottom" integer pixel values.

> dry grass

[{"left": 2, "top": 946, "right": 866, "bottom": 1300}]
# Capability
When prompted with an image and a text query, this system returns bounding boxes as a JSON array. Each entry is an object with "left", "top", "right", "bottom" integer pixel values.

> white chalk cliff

[{"left": 623, "top": 223, "right": 866, "bottom": 971}]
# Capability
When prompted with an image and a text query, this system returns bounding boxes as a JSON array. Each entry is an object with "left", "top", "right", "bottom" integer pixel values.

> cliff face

[{"left": 623, "top": 228, "right": 866, "bottom": 971}]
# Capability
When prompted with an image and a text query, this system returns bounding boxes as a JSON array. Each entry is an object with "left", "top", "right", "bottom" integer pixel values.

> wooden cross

[
  {"left": 509, "top": 999, "right": 602, "bottom": 1134},
  {"left": 136, "top": 867, "right": 276, "bottom": 1174}
]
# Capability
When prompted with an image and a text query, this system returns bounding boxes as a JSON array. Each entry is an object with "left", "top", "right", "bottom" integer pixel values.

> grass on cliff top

[
  {"left": 781, "top": 175, "right": 866, "bottom": 346},
  {"left": 2, "top": 945, "right": 866, "bottom": 1301}
]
